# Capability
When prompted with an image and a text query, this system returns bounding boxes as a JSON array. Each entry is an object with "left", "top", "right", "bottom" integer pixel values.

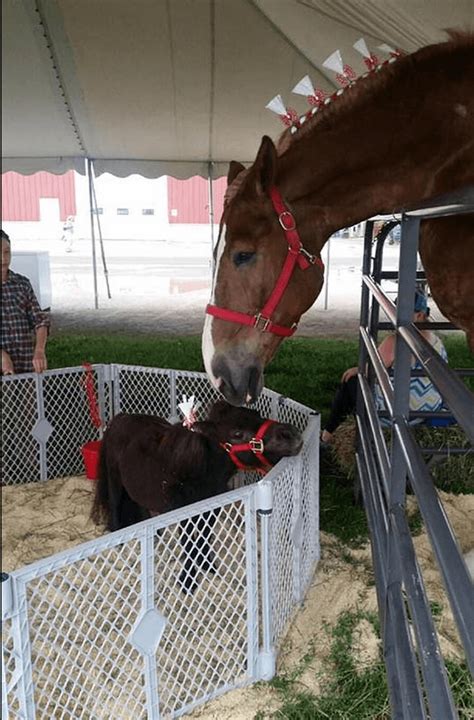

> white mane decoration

[
  {"left": 378, "top": 43, "right": 397, "bottom": 55},
  {"left": 178, "top": 394, "right": 200, "bottom": 428},
  {"left": 291, "top": 75, "right": 316, "bottom": 97},
  {"left": 322, "top": 49, "right": 344, "bottom": 75},
  {"left": 265, "top": 94, "right": 288, "bottom": 116},
  {"left": 353, "top": 38, "right": 371, "bottom": 59}
]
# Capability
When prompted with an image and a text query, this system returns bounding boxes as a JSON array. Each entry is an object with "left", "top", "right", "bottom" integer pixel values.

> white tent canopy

[{"left": 2, "top": 0, "right": 473, "bottom": 178}]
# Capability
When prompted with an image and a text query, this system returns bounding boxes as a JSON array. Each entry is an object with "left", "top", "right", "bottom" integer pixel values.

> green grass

[{"left": 264, "top": 610, "right": 473, "bottom": 719}]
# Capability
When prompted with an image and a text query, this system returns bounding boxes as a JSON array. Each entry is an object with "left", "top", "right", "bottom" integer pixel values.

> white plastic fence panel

[
  {"left": 2, "top": 365, "right": 320, "bottom": 719},
  {"left": 2, "top": 488, "right": 259, "bottom": 720},
  {"left": 1, "top": 366, "right": 106, "bottom": 485},
  {"left": 268, "top": 416, "right": 320, "bottom": 647}
]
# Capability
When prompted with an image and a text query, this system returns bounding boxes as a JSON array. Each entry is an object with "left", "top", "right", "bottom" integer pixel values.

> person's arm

[
  {"left": 340, "top": 334, "right": 396, "bottom": 383},
  {"left": 33, "top": 326, "right": 48, "bottom": 372},
  {"left": 378, "top": 334, "right": 396, "bottom": 369},
  {"left": 2, "top": 349, "right": 14, "bottom": 375},
  {"left": 25, "top": 279, "right": 51, "bottom": 373}
]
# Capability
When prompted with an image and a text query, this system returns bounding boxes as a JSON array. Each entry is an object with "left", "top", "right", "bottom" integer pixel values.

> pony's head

[
  {"left": 196, "top": 400, "right": 303, "bottom": 469},
  {"left": 202, "top": 136, "right": 325, "bottom": 405}
]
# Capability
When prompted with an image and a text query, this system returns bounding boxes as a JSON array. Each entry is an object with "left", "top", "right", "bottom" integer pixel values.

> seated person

[
  {"left": 321, "top": 290, "right": 447, "bottom": 444},
  {"left": 1, "top": 229, "right": 51, "bottom": 374}
]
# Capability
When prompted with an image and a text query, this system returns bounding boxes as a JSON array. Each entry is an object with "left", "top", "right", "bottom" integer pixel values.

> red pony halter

[
  {"left": 221, "top": 419, "right": 276, "bottom": 474},
  {"left": 206, "top": 186, "right": 324, "bottom": 337}
]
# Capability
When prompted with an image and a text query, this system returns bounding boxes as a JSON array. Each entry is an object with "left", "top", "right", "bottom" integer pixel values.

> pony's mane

[{"left": 277, "top": 30, "right": 474, "bottom": 156}]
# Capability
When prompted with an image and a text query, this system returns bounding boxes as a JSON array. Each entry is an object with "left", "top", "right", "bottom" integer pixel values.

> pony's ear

[
  {"left": 253, "top": 136, "right": 277, "bottom": 196},
  {"left": 206, "top": 399, "right": 230, "bottom": 423},
  {"left": 227, "top": 161, "right": 246, "bottom": 185}
]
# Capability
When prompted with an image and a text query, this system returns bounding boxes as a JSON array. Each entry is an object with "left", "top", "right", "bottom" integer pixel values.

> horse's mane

[{"left": 276, "top": 30, "right": 474, "bottom": 156}]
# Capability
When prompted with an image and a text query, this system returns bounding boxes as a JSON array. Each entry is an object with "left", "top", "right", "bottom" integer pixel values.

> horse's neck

[{"left": 279, "top": 41, "right": 474, "bottom": 251}]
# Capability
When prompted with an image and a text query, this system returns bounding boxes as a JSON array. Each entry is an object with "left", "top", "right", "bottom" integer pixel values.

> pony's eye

[
  {"left": 232, "top": 429, "right": 244, "bottom": 440},
  {"left": 233, "top": 251, "right": 255, "bottom": 267}
]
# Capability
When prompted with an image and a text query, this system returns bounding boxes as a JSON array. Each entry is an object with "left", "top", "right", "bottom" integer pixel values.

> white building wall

[{"left": 3, "top": 172, "right": 170, "bottom": 243}]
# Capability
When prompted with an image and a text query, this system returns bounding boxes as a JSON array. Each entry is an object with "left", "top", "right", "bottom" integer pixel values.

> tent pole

[
  {"left": 324, "top": 237, "right": 331, "bottom": 310},
  {"left": 207, "top": 161, "right": 216, "bottom": 273},
  {"left": 87, "top": 158, "right": 99, "bottom": 310},
  {"left": 90, "top": 161, "right": 112, "bottom": 299}
]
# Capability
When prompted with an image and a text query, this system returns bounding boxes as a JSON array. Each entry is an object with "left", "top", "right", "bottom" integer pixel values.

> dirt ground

[
  {"left": 51, "top": 294, "right": 364, "bottom": 338},
  {"left": 2, "top": 476, "right": 472, "bottom": 719}
]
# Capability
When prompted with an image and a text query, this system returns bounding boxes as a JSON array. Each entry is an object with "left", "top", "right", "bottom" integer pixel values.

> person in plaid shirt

[{"left": 1, "top": 230, "right": 51, "bottom": 374}]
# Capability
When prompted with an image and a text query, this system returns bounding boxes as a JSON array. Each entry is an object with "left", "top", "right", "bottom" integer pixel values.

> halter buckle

[
  {"left": 279, "top": 211, "right": 296, "bottom": 231},
  {"left": 223, "top": 442, "right": 233, "bottom": 453},
  {"left": 254, "top": 313, "right": 271, "bottom": 332},
  {"left": 250, "top": 438, "right": 264, "bottom": 453},
  {"left": 300, "top": 247, "right": 317, "bottom": 264}
]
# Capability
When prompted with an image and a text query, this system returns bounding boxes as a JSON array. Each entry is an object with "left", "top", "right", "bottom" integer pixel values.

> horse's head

[
  {"left": 202, "top": 136, "right": 325, "bottom": 405},
  {"left": 200, "top": 400, "right": 303, "bottom": 471}
]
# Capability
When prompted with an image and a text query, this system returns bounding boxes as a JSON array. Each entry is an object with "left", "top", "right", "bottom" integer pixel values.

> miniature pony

[{"left": 91, "top": 400, "right": 302, "bottom": 592}]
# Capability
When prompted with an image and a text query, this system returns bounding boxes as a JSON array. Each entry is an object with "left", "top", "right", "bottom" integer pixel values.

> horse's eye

[
  {"left": 232, "top": 429, "right": 244, "bottom": 440},
  {"left": 233, "top": 251, "right": 255, "bottom": 267}
]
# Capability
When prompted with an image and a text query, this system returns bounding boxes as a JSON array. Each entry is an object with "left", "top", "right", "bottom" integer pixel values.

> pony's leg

[
  {"left": 178, "top": 516, "right": 201, "bottom": 594},
  {"left": 178, "top": 509, "right": 219, "bottom": 594},
  {"left": 193, "top": 509, "right": 219, "bottom": 572},
  {"left": 109, "top": 486, "right": 123, "bottom": 532}
]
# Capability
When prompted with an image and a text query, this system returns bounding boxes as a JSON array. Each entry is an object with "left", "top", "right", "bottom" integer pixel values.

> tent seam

[{"left": 33, "top": 0, "right": 87, "bottom": 156}]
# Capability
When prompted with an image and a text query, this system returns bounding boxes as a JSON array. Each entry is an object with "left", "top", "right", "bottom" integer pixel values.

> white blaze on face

[{"left": 202, "top": 224, "right": 227, "bottom": 389}]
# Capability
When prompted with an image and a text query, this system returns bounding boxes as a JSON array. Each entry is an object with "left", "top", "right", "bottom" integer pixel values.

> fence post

[
  {"left": 112, "top": 364, "right": 122, "bottom": 413},
  {"left": 1, "top": 573, "right": 12, "bottom": 719},
  {"left": 35, "top": 372, "right": 48, "bottom": 481},
  {"left": 169, "top": 370, "right": 178, "bottom": 422},
  {"left": 139, "top": 527, "right": 162, "bottom": 720},
  {"left": 100, "top": 363, "right": 114, "bottom": 424},
  {"left": 256, "top": 480, "right": 276, "bottom": 680}
]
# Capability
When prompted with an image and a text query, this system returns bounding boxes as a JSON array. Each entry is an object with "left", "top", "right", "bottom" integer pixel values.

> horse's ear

[
  {"left": 228, "top": 161, "right": 246, "bottom": 186},
  {"left": 253, "top": 135, "right": 277, "bottom": 196}
]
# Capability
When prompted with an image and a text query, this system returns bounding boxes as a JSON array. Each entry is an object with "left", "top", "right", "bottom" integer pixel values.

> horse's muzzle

[{"left": 211, "top": 354, "right": 263, "bottom": 406}]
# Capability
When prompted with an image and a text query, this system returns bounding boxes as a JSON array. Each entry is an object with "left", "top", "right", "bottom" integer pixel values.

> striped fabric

[{"left": 375, "top": 333, "right": 448, "bottom": 418}]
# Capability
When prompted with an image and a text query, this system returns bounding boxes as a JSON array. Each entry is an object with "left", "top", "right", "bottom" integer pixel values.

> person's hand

[
  {"left": 341, "top": 366, "right": 358, "bottom": 383},
  {"left": 2, "top": 350, "right": 14, "bottom": 375},
  {"left": 33, "top": 350, "right": 47, "bottom": 373}
]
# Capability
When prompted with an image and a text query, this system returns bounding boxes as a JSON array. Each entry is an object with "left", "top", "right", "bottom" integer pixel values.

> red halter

[
  {"left": 221, "top": 419, "right": 276, "bottom": 474},
  {"left": 206, "top": 186, "right": 324, "bottom": 337}
]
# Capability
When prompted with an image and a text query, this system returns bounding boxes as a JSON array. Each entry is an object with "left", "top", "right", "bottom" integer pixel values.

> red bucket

[{"left": 81, "top": 440, "right": 102, "bottom": 481}]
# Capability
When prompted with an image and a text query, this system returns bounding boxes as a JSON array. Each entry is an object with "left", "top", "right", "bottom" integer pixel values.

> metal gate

[{"left": 356, "top": 188, "right": 474, "bottom": 719}]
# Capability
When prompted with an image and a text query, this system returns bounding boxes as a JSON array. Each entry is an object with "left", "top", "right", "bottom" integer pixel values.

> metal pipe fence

[
  {"left": 1, "top": 368, "right": 320, "bottom": 719},
  {"left": 357, "top": 192, "right": 474, "bottom": 720}
]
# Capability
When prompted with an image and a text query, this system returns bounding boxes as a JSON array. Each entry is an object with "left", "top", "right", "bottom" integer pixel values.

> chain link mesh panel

[
  {"left": 299, "top": 421, "right": 320, "bottom": 591},
  {"left": 1, "top": 375, "right": 40, "bottom": 485},
  {"left": 42, "top": 368, "right": 105, "bottom": 480},
  {"left": 113, "top": 366, "right": 173, "bottom": 418},
  {"left": 2, "top": 617, "right": 22, "bottom": 719},
  {"left": 268, "top": 463, "right": 298, "bottom": 646},
  {"left": 1, "top": 367, "right": 106, "bottom": 486},
  {"left": 3, "top": 489, "right": 258, "bottom": 719}
]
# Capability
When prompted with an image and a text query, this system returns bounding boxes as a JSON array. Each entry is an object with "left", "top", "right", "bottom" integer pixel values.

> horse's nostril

[{"left": 212, "top": 354, "right": 263, "bottom": 406}]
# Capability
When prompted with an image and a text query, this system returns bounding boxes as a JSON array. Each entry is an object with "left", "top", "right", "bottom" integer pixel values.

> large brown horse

[{"left": 202, "top": 32, "right": 474, "bottom": 406}]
